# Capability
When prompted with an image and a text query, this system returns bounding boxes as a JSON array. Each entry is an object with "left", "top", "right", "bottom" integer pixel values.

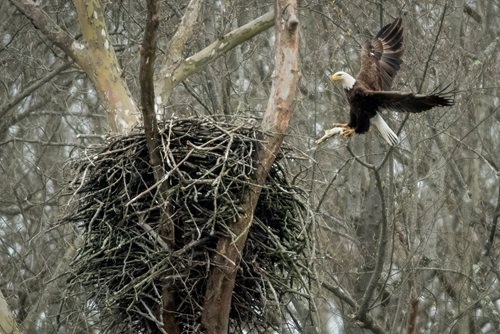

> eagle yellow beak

[{"left": 330, "top": 73, "right": 342, "bottom": 81}]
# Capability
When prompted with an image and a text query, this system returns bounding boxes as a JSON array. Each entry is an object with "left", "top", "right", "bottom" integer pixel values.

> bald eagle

[{"left": 318, "top": 17, "right": 453, "bottom": 145}]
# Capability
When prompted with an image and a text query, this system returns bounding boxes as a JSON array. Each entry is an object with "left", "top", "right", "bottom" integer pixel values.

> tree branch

[
  {"left": 140, "top": 0, "right": 162, "bottom": 182},
  {"left": 21, "top": 236, "right": 82, "bottom": 329},
  {"left": 322, "top": 281, "right": 387, "bottom": 334},
  {"left": 464, "top": 4, "right": 482, "bottom": 24},
  {"left": 485, "top": 182, "right": 500, "bottom": 256},
  {"left": 155, "top": 0, "right": 203, "bottom": 107},
  {"left": 165, "top": 0, "right": 203, "bottom": 66},
  {"left": 72, "top": 0, "right": 139, "bottom": 132},
  {"left": 8, "top": 0, "right": 79, "bottom": 59},
  {"left": 315, "top": 158, "right": 352, "bottom": 212},
  {"left": 156, "top": 10, "right": 274, "bottom": 105},
  {"left": 0, "top": 61, "right": 73, "bottom": 119},
  {"left": 345, "top": 147, "right": 390, "bottom": 329},
  {"left": 201, "top": 2, "right": 299, "bottom": 332},
  {"left": 356, "top": 169, "right": 389, "bottom": 319},
  {"left": 139, "top": 1, "right": 179, "bottom": 332},
  {"left": 10, "top": 0, "right": 140, "bottom": 133},
  {"left": 418, "top": 4, "right": 447, "bottom": 93}
]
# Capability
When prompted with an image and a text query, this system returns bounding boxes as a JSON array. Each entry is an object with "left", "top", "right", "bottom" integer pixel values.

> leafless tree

[{"left": 0, "top": 0, "right": 498, "bottom": 333}]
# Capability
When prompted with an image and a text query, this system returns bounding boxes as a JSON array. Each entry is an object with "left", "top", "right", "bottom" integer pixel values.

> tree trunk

[
  {"left": 200, "top": 1, "right": 300, "bottom": 332},
  {"left": 0, "top": 289, "right": 23, "bottom": 334}
]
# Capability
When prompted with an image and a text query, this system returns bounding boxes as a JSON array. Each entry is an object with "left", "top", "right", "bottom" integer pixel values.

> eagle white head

[{"left": 330, "top": 71, "right": 356, "bottom": 90}]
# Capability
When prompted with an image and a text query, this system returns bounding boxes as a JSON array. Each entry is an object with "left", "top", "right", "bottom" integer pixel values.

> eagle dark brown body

[{"left": 345, "top": 83, "right": 379, "bottom": 134}]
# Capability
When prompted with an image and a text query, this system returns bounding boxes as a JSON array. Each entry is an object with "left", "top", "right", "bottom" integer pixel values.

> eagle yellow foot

[
  {"left": 342, "top": 127, "right": 355, "bottom": 137},
  {"left": 332, "top": 123, "right": 349, "bottom": 128}
]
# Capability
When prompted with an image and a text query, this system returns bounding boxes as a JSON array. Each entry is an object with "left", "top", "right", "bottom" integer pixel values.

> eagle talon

[
  {"left": 332, "top": 123, "right": 348, "bottom": 128},
  {"left": 342, "top": 127, "right": 355, "bottom": 137}
]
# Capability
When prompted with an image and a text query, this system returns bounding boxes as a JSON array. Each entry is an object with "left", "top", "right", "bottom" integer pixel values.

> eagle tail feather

[{"left": 372, "top": 113, "right": 399, "bottom": 146}]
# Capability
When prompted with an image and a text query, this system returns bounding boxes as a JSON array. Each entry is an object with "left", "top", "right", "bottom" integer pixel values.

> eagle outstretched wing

[
  {"left": 357, "top": 17, "right": 404, "bottom": 91},
  {"left": 364, "top": 89, "right": 454, "bottom": 113}
]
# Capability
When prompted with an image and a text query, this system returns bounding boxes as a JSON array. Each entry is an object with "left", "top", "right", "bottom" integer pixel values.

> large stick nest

[{"left": 64, "top": 118, "right": 312, "bottom": 333}]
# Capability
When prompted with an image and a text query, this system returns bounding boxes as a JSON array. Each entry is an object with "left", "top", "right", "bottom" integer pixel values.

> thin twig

[
  {"left": 357, "top": 170, "right": 389, "bottom": 318},
  {"left": 418, "top": 3, "right": 448, "bottom": 93},
  {"left": 0, "top": 61, "right": 73, "bottom": 118},
  {"left": 65, "top": 118, "right": 312, "bottom": 333},
  {"left": 322, "top": 281, "right": 387, "bottom": 334}
]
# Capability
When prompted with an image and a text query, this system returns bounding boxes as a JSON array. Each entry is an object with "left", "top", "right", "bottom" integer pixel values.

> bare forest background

[{"left": 1, "top": 0, "right": 499, "bottom": 333}]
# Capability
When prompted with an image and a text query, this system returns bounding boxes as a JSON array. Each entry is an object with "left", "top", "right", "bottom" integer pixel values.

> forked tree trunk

[
  {"left": 10, "top": 1, "right": 291, "bottom": 332},
  {"left": 201, "top": 0, "right": 300, "bottom": 332}
]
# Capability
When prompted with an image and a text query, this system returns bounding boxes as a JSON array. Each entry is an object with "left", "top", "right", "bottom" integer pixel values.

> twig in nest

[{"left": 63, "top": 117, "right": 314, "bottom": 333}]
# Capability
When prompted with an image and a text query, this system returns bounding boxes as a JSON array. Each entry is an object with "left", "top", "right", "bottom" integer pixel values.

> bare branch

[
  {"left": 0, "top": 137, "right": 88, "bottom": 148},
  {"left": 72, "top": 0, "right": 113, "bottom": 53},
  {"left": 164, "top": 0, "right": 183, "bottom": 18},
  {"left": 0, "top": 61, "right": 73, "bottom": 119},
  {"left": 156, "top": 10, "right": 274, "bottom": 104},
  {"left": 356, "top": 170, "right": 389, "bottom": 319},
  {"left": 139, "top": 0, "right": 179, "bottom": 332},
  {"left": 315, "top": 158, "right": 352, "bottom": 212},
  {"left": 344, "top": 146, "right": 391, "bottom": 330},
  {"left": 418, "top": 4, "right": 447, "bottom": 93},
  {"left": 346, "top": 145, "right": 376, "bottom": 170},
  {"left": 10, "top": 0, "right": 140, "bottom": 133},
  {"left": 485, "top": 182, "right": 500, "bottom": 256},
  {"left": 406, "top": 281, "right": 419, "bottom": 334},
  {"left": 322, "top": 281, "right": 387, "bottom": 334},
  {"left": 21, "top": 236, "right": 82, "bottom": 329},
  {"left": 165, "top": 0, "right": 203, "bottom": 66},
  {"left": 140, "top": 0, "right": 162, "bottom": 180},
  {"left": 72, "top": 0, "right": 140, "bottom": 132},
  {"left": 8, "top": 0, "right": 79, "bottom": 59},
  {"left": 155, "top": 0, "right": 202, "bottom": 105},
  {"left": 445, "top": 105, "right": 499, "bottom": 173},
  {"left": 464, "top": 4, "right": 482, "bottom": 24}
]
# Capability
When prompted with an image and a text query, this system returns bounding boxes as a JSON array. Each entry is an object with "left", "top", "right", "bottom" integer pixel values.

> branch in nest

[{"left": 63, "top": 118, "right": 313, "bottom": 333}]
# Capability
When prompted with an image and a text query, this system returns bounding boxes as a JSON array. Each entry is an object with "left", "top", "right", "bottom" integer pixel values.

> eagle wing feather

[
  {"left": 357, "top": 17, "right": 404, "bottom": 91},
  {"left": 365, "top": 90, "right": 454, "bottom": 113}
]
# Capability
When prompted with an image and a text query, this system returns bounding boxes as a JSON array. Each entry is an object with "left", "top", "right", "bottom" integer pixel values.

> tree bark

[
  {"left": 200, "top": 1, "right": 299, "bottom": 333},
  {"left": 139, "top": 0, "right": 163, "bottom": 186},
  {"left": 10, "top": 0, "right": 140, "bottom": 133},
  {"left": 139, "top": 1, "right": 180, "bottom": 332},
  {"left": 72, "top": 0, "right": 139, "bottom": 132},
  {"left": 0, "top": 289, "right": 23, "bottom": 334}
]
